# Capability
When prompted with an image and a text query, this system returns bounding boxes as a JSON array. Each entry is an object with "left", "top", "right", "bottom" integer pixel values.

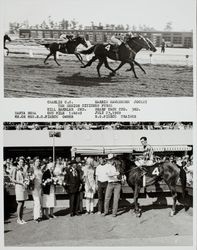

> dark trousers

[
  {"left": 69, "top": 192, "right": 80, "bottom": 214},
  {"left": 97, "top": 181, "right": 108, "bottom": 213}
]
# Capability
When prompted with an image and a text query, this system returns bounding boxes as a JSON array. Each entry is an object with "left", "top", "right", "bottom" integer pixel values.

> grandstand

[{"left": 19, "top": 29, "right": 193, "bottom": 48}]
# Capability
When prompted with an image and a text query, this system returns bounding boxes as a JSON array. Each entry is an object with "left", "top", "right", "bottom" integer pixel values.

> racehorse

[
  {"left": 4, "top": 34, "right": 11, "bottom": 55},
  {"left": 114, "top": 37, "right": 157, "bottom": 75},
  {"left": 113, "top": 154, "right": 186, "bottom": 217},
  {"left": 79, "top": 35, "right": 156, "bottom": 78},
  {"left": 41, "top": 36, "right": 88, "bottom": 66}
]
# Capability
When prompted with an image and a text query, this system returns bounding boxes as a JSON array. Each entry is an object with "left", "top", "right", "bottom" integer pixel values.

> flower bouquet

[{"left": 24, "top": 172, "right": 35, "bottom": 190}]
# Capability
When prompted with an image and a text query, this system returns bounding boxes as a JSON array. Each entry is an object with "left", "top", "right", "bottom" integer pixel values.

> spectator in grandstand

[
  {"left": 32, "top": 157, "right": 43, "bottom": 223},
  {"left": 42, "top": 162, "right": 57, "bottom": 219},
  {"left": 10, "top": 158, "right": 29, "bottom": 225},
  {"left": 104, "top": 154, "right": 122, "bottom": 217},
  {"left": 95, "top": 156, "right": 108, "bottom": 214},
  {"left": 84, "top": 157, "right": 96, "bottom": 214}
]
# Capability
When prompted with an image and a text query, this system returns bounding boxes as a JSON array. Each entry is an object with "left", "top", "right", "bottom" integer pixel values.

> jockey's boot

[
  {"left": 112, "top": 45, "right": 119, "bottom": 60},
  {"left": 139, "top": 166, "right": 147, "bottom": 177},
  {"left": 124, "top": 43, "right": 135, "bottom": 59}
]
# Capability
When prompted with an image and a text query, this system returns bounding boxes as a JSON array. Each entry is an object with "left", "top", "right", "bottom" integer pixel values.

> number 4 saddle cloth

[{"left": 140, "top": 164, "right": 161, "bottom": 187}]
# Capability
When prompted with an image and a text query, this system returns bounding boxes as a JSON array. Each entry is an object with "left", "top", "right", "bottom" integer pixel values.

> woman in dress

[
  {"left": 32, "top": 157, "right": 43, "bottom": 223},
  {"left": 42, "top": 162, "right": 57, "bottom": 219},
  {"left": 84, "top": 157, "right": 96, "bottom": 214},
  {"left": 11, "top": 158, "right": 28, "bottom": 225}
]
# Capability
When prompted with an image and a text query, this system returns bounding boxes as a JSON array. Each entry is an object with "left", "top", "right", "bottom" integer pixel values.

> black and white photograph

[
  {"left": 3, "top": 0, "right": 194, "bottom": 97},
  {"left": 4, "top": 121, "right": 193, "bottom": 246}
]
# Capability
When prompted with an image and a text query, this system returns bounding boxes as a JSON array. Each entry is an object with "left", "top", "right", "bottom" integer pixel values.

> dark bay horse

[
  {"left": 113, "top": 155, "right": 186, "bottom": 217},
  {"left": 4, "top": 34, "right": 11, "bottom": 55},
  {"left": 41, "top": 36, "right": 88, "bottom": 66},
  {"left": 80, "top": 35, "right": 156, "bottom": 78},
  {"left": 114, "top": 37, "right": 157, "bottom": 75}
]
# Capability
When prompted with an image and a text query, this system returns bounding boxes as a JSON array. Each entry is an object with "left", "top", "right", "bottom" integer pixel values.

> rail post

[
  {"left": 185, "top": 55, "right": 189, "bottom": 66},
  {"left": 149, "top": 53, "right": 152, "bottom": 64}
]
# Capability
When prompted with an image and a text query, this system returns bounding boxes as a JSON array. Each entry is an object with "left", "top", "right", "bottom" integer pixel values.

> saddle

[
  {"left": 58, "top": 43, "right": 68, "bottom": 53},
  {"left": 108, "top": 44, "right": 120, "bottom": 60},
  {"left": 109, "top": 43, "right": 134, "bottom": 60}
]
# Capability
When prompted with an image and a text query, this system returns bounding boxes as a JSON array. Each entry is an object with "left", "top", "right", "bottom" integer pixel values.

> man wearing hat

[
  {"left": 104, "top": 154, "right": 122, "bottom": 217},
  {"left": 64, "top": 160, "right": 82, "bottom": 216}
]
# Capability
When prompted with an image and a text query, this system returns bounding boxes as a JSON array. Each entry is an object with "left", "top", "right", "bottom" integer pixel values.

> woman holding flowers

[
  {"left": 32, "top": 157, "right": 43, "bottom": 223},
  {"left": 84, "top": 157, "right": 96, "bottom": 214},
  {"left": 42, "top": 162, "right": 57, "bottom": 219},
  {"left": 11, "top": 157, "right": 28, "bottom": 225}
]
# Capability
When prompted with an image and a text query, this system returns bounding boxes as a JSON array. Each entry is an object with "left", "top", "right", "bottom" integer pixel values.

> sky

[{"left": 2, "top": 0, "right": 196, "bottom": 32}]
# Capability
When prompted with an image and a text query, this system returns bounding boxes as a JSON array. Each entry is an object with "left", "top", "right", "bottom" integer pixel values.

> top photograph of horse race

[{"left": 2, "top": 0, "right": 195, "bottom": 98}]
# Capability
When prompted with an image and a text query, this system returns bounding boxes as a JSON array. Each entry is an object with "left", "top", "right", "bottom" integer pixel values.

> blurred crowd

[{"left": 3, "top": 122, "right": 193, "bottom": 130}]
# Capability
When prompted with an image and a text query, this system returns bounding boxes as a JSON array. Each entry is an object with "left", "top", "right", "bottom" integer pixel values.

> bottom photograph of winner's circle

[{"left": 3, "top": 122, "right": 193, "bottom": 246}]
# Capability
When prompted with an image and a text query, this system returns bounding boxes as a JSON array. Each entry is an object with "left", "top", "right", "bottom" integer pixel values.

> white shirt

[
  {"left": 105, "top": 163, "right": 120, "bottom": 182},
  {"left": 96, "top": 164, "right": 109, "bottom": 182}
]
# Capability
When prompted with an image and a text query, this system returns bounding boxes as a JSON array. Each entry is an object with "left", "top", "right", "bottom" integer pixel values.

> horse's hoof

[
  {"left": 81, "top": 65, "right": 85, "bottom": 68},
  {"left": 126, "top": 69, "right": 131, "bottom": 72},
  {"left": 169, "top": 210, "right": 175, "bottom": 217},
  {"left": 109, "top": 72, "right": 116, "bottom": 77},
  {"left": 136, "top": 211, "right": 141, "bottom": 218}
]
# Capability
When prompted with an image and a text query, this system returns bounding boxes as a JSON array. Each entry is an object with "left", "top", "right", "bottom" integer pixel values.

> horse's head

[
  {"left": 4, "top": 34, "right": 11, "bottom": 42},
  {"left": 76, "top": 36, "right": 88, "bottom": 48},
  {"left": 137, "top": 35, "right": 150, "bottom": 50},
  {"left": 145, "top": 38, "right": 157, "bottom": 52},
  {"left": 127, "top": 35, "right": 150, "bottom": 51}
]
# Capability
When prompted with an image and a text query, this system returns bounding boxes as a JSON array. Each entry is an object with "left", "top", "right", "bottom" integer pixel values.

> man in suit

[{"left": 64, "top": 160, "right": 82, "bottom": 216}]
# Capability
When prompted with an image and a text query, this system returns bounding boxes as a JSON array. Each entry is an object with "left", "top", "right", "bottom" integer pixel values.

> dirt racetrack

[
  {"left": 4, "top": 197, "right": 193, "bottom": 246},
  {"left": 4, "top": 56, "right": 193, "bottom": 97}
]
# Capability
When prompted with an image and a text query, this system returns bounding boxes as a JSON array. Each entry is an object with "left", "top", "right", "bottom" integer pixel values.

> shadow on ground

[{"left": 56, "top": 73, "right": 116, "bottom": 87}]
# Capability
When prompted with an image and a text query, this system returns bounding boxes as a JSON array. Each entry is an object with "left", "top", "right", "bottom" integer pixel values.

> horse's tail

[
  {"left": 41, "top": 43, "right": 50, "bottom": 49},
  {"left": 79, "top": 45, "right": 96, "bottom": 54}
]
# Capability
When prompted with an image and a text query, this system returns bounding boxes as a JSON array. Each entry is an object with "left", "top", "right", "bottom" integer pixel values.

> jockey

[
  {"left": 110, "top": 33, "right": 124, "bottom": 46},
  {"left": 110, "top": 32, "right": 134, "bottom": 59},
  {"left": 135, "top": 136, "right": 154, "bottom": 167},
  {"left": 59, "top": 33, "right": 69, "bottom": 43}
]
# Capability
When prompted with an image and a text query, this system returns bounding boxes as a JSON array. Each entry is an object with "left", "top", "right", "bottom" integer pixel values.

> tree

[
  {"left": 71, "top": 19, "right": 78, "bottom": 30},
  {"left": 125, "top": 24, "right": 130, "bottom": 30},
  {"left": 131, "top": 25, "right": 137, "bottom": 31},
  {"left": 164, "top": 22, "right": 173, "bottom": 31},
  {"left": 9, "top": 22, "right": 21, "bottom": 34},
  {"left": 138, "top": 24, "right": 156, "bottom": 31}
]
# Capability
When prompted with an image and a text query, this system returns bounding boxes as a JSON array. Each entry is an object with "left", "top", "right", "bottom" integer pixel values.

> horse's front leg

[
  {"left": 170, "top": 186, "right": 177, "bottom": 217},
  {"left": 81, "top": 56, "right": 97, "bottom": 68},
  {"left": 166, "top": 181, "right": 177, "bottom": 216},
  {"left": 133, "top": 183, "right": 141, "bottom": 217},
  {"left": 127, "top": 60, "right": 138, "bottom": 79},
  {"left": 103, "top": 58, "right": 116, "bottom": 76},
  {"left": 114, "top": 61, "right": 126, "bottom": 72},
  {"left": 134, "top": 60, "right": 146, "bottom": 74},
  {"left": 75, "top": 52, "right": 84, "bottom": 65}
]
